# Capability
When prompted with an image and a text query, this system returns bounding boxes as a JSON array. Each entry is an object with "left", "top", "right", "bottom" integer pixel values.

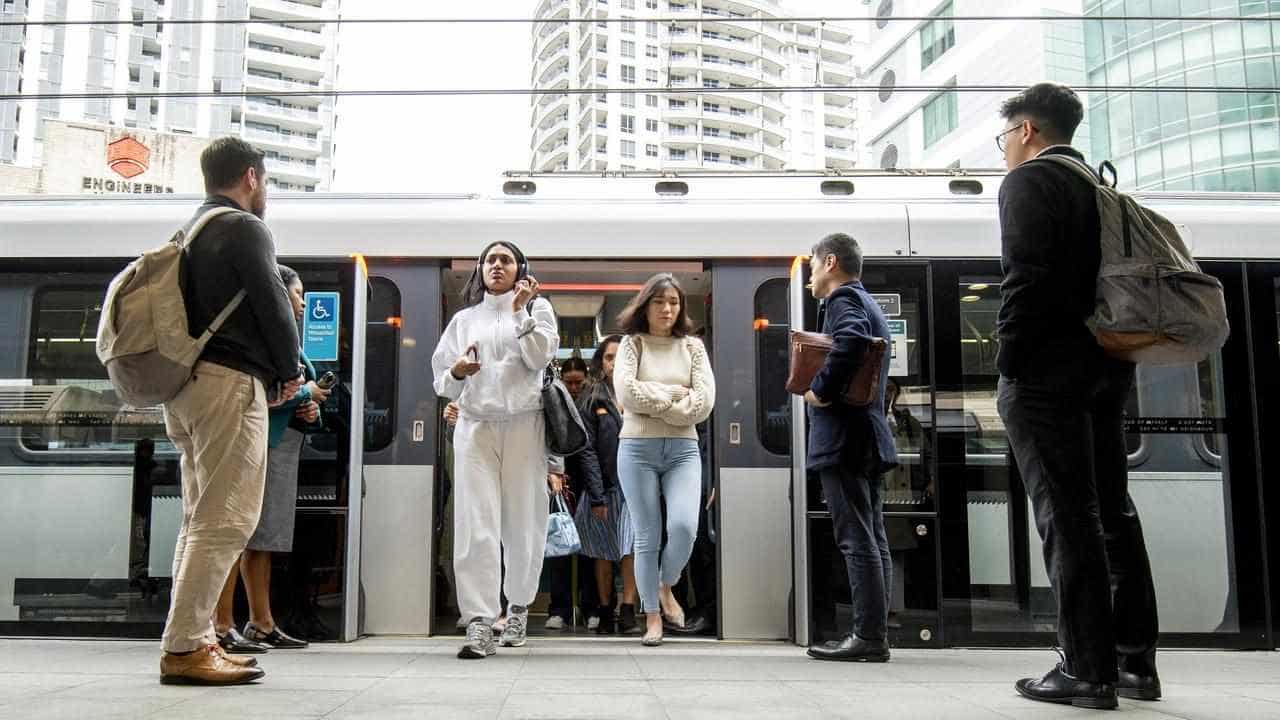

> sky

[{"left": 329, "top": 0, "right": 846, "bottom": 194}]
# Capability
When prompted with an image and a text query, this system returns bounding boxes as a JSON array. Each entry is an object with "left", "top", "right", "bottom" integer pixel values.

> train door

[
  {"left": 1244, "top": 261, "right": 1280, "bottom": 648},
  {"left": 788, "top": 259, "right": 941, "bottom": 648},
  {"left": 932, "top": 260, "right": 1270, "bottom": 649}
]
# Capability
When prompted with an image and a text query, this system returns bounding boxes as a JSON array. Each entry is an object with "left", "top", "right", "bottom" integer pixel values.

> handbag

[
  {"left": 785, "top": 329, "right": 888, "bottom": 408},
  {"left": 545, "top": 493, "right": 581, "bottom": 557},
  {"left": 541, "top": 360, "right": 590, "bottom": 456}
]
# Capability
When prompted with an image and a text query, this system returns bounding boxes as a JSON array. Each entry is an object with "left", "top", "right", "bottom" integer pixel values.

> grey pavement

[{"left": 1, "top": 637, "right": 1278, "bottom": 719}]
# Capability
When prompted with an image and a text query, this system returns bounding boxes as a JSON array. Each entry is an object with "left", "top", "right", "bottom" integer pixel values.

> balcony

[
  {"left": 247, "top": 46, "right": 326, "bottom": 77},
  {"left": 537, "top": 56, "right": 570, "bottom": 85},
  {"left": 265, "top": 156, "right": 321, "bottom": 181},
  {"left": 824, "top": 101, "right": 856, "bottom": 125},
  {"left": 537, "top": 119, "right": 569, "bottom": 148},
  {"left": 244, "top": 127, "right": 321, "bottom": 153},
  {"left": 824, "top": 144, "right": 858, "bottom": 161},
  {"left": 245, "top": 72, "right": 323, "bottom": 95},
  {"left": 249, "top": 0, "right": 328, "bottom": 21},
  {"left": 245, "top": 100, "right": 323, "bottom": 128},
  {"left": 247, "top": 20, "right": 326, "bottom": 53},
  {"left": 535, "top": 0, "right": 567, "bottom": 19}
]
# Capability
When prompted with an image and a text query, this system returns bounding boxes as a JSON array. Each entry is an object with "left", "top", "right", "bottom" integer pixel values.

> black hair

[
  {"left": 560, "top": 357, "right": 589, "bottom": 376},
  {"left": 589, "top": 334, "right": 623, "bottom": 380},
  {"left": 999, "top": 82, "right": 1083, "bottom": 144},
  {"left": 617, "top": 273, "right": 694, "bottom": 337},
  {"left": 200, "top": 136, "right": 266, "bottom": 194},
  {"left": 460, "top": 241, "right": 529, "bottom": 308},
  {"left": 811, "top": 233, "right": 863, "bottom": 277},
  {"left": 278, "top": 264, "right": 300, "bottom": 289}
]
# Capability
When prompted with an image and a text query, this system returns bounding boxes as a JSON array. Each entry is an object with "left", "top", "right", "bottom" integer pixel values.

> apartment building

[
  {"left": 0, "top": 0, "right": 339, "bottom": 192},
  {"left": 529, "top": 0, "right": 863, "bottom": 173}
]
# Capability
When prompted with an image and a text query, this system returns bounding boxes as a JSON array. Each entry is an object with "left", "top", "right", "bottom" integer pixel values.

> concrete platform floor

[{"left": 1, "top": 637, "right": 1278, "bottom": 719}]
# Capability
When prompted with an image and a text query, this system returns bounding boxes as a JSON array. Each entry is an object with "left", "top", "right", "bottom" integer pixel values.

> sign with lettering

[
  {"left": 887, "top": 319, "right": 908, "bottom": 377},
  {"left": 302, "top": 292, "right": 339, "bottom": 362},
  {"left": 871, "top": 293, "right": 901, "bottom": 317}
]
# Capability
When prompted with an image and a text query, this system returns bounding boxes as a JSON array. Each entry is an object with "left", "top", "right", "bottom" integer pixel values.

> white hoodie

[{"left": 432, "top": 291, "right": 559, "bottom": 421}]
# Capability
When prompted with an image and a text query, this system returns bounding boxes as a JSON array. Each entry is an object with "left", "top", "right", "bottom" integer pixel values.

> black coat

[
  {"left": 577, "top": 382, "right": 622, "bottom": 506},
  {"left": 995, "top": 145, "right": 1106, "bottom": 379},
  {"left": 805, "top": 281, "right": 899, "bottom": 476}
]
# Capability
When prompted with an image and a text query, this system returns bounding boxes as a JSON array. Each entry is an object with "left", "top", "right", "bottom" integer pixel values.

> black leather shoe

[
  {"left": 596, "top": 612, "right": 617, "bottom": 635},
  {"left": 1015, "top": 664, "right": 1118, "bottom": 710},
  {"left": 618, "top": 604, "right": 640, "bottom": 635},
  {"left": 807, "top": 633, "right": 890, "bottom": 663},
  {"left": 1117, "top": 670, "right": 1162, "bottom": 700},
  {"left": 217, "top": 628, "right": 270, "bottom": 655},
  {"left": 244, "top": 622, "right": 309, "bottom": 649},
  {"left": 669, "top": 613, "right": 712, "bottom": 636}
]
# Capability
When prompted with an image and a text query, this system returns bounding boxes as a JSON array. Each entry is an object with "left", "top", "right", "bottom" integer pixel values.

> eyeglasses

[{"left": 995, "top": 126, "right": 1019, "bottom": 153}]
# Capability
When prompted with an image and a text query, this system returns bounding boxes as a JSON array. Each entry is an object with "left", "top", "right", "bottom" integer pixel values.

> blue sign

[{"left": 302, "top": 291, "right": 339, "bottom": 362}]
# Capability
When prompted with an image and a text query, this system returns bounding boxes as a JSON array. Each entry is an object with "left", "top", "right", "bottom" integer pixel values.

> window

[
  {"left": 621, "top": 92, "right": 635, "bottom": 108},
  {"left": 670, "top": 123, "right": 687, "bottom": 134},
  {"left": 621, "top": 65, "right": 636, "bottom": 83},
  {"left": 646, "top": 143, "right": 659, "bottom": 157},
  {"left": 646, "top": 118, "right": 658, "bottom": 132},
  {"left": 704, "top": 78, "right": 721, "bottom": 88},
  {"left": 621, "top": 40, "right": 635, "bottom": 58},
  {"left": 621, "top": 18, "right": 635, "bottom": 34},
  {"left": 731, "top": 155, "right": 749, "bottom": 166},
  {"left": 621, "top": 114, "right": 635, "bottom": 133},
  {"left": 622, "top": 0, "right": 634, "bottom": 7},
  {"left": 646, "top": 0, "right": 657, "bottom": 7},
  {"left": 919, "top": 1, "right": 954, "bottom": 69},
  {"left": 645, "top": 94, "right": 659, "bottom": 107},
  {"left": 669, "top": 148, "right": 687, "bottom": 160},
  {"left": 646, "top": 21, "right": 658, "bottom": 38},
  {"left": 923, "top": 90, "right": 958, "bottom": 148},
  {"left": 755, "top": 278, "right": 791, "bottom": 455},
  {"left": 621, "top": 139, "right": 636, "bottom": 158},
  {"left": 646, "top": 69, "right": 658, "bottom": 83},
  {"left": 646, "top": 44, "right": 658, "bottom": 58},
  {"left": 703, "top": 150, "right": 721, "bottom": 162}
]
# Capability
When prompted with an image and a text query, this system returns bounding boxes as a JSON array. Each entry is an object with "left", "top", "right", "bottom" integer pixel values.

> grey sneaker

[
  {"left": 499, "top": 605, "right": 528, "bottom": 647},
  {"left": 457, "top": 620, "right": 496, "bottom": 659}
]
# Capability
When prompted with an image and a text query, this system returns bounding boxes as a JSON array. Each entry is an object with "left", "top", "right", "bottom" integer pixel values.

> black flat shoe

[
  {"left": 244, "top": 623, "right": 309, "bottom": 649},
  {"left": 595, "top": 613, "right": 617, "bottom": 635},
  {"left": 668, "top": 613, "right": 712, "bottom": 636},
  {"left": 807, "top": 633, "right": 890, "bottom": 663},
  {"left": 1015, "top": 663, "right": 1118, "bottom": 710},
  {"left": 217, "top": 628, "right": 270, "bottom": 655},
  {"left": 1117, "top": 670, "right": 1162, "bottom": 700}
]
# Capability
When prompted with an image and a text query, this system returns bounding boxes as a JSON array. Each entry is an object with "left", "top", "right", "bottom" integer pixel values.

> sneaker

[
  {"left": 587, "top": 615, "right": 601, "bottom": 631},
  {"left": 545, "top": 615, "right": 566, "bottom": 631},
  {"left": 500, "top": 605, "right": 528, "bottom": 647},
  {"left": 457, "top": 620, "right": 496, "bottom": 659}
]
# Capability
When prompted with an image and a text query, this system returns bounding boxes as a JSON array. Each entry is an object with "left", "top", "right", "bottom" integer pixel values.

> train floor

[{"left": 2, "top": 637, "right": 1279, "bottom": 719}]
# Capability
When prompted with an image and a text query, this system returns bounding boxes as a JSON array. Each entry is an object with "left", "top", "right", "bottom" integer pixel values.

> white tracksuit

[{"left": 432, "top": 290, "right": 559, "bottom": 622}]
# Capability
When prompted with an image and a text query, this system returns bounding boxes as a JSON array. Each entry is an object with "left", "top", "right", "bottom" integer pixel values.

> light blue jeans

[{"left": 617, "top": 437, "right": 702, "bottom": 615}]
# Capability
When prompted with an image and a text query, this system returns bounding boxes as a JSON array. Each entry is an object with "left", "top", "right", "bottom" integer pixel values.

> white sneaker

[
  {"left": 545, "top": 615, "right": 565, "bottom": 631},
  {"left": 587, "top": 615, "right": 601, "bottom": 631},
  {"left": 500, "top": 606, "right": 528, "bottom": 647},
  {"left": 457, "top": 620, "right": 496, "bottom": 659}
]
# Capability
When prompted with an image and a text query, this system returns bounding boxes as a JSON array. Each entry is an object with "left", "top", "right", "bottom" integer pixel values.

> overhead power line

[
  {"left": 0, "top": 14, "right": 1273, "bottom": 28},
  {"left": 1, "top": 84, "right": 1272, "bottom": 102}
]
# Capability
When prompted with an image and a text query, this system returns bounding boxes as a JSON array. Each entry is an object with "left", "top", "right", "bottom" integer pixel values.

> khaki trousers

[{"left": 161, "top": 362, "right": 268, "bottom": 653}]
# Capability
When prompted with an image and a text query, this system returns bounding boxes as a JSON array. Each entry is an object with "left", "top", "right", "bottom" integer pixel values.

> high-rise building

[
  {"left": 529, "top": 0, "right": 862, "bottom": 173},
  {"left": 1083, "top": 0, "right": 1279, "bottom": 192},
  {"left": 0, "top": 0, "right": 339, "bottom": 192},
  {"left": 859, "top": 0, "right": 1088, "bottom": 172}
]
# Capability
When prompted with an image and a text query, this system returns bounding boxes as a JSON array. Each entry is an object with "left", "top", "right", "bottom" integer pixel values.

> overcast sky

[{"left": 330, "top": 0, "right": 845, "bottom": 194}]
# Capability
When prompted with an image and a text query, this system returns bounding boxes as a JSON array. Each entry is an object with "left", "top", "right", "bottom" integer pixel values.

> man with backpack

[
  {"left": 995, "top": 83, "right": 1160, "bottom": 709},
  {"left": 157, "top": 137, "right": 303, "bottom": 685}
]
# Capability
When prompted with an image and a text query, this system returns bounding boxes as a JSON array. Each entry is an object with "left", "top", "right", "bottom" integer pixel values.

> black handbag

[{"left": 541, "top": 360, "right": 589, "bottom": 456}]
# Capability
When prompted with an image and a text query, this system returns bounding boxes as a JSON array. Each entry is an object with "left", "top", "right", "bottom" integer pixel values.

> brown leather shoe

[
  {"left": 212, "top": 643, "right": 259, "bottom": 668},
  {"left": 160, "top": 645, "right": 265, "bottom": 685}
]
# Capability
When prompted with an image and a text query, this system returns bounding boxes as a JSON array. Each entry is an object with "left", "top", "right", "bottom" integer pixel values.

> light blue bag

[{"left": 545, "top": 494, "right": 581, "bottom": 557}]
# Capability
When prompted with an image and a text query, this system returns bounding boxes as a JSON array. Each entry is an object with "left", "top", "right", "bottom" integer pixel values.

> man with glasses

[{"left": 994, "top": 83, "right": 1160, "bottom": 710}]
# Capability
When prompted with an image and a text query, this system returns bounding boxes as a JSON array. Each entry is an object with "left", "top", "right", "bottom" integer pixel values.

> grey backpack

[
  {"left": 95, "top": 207, "right": 247, "bottom": 407},
  {"left": 1030, "top": 154, "right": 1229, "bottom": 366}
]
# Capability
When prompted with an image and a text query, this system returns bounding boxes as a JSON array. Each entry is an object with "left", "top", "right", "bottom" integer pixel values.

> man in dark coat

[
  {"left": 995, "top": 82, "right": 1159, "bottom": 710},
  {"left": 803, "top": 232, "right": 898, "bottom": 663}
]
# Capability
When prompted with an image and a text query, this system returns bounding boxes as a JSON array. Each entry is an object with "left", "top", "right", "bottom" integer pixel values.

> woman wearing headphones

[{"left": 431, "top": 241, "right": 559, "bottom": 659}]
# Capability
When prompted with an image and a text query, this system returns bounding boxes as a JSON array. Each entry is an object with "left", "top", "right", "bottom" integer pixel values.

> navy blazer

[{"left": 805, "top": 281, "right": 899, "bottom": 475}]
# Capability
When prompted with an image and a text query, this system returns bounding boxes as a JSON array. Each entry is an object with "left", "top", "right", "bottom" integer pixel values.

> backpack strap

[
  {"left": 186, "top": 205, "right": 250, "bottom": 341},
  {"left": 1026, "top": 154, "right": 1134, "bottom": 257}
]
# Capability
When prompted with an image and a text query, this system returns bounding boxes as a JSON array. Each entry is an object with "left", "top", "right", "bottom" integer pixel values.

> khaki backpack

[
  {"left": 95, "top": 207, "right": 247, "bottom": 407},
  {"left": 1029, "top": 154, "right": 1229, "bottom": 366}
]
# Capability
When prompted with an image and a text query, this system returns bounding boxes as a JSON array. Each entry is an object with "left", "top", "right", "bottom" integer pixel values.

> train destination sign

[{"left": 871, "top": 293, "right": 901, "bottom": 317}]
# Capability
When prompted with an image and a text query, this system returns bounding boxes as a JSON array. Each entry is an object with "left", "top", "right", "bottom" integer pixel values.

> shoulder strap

[
  {"left": 187, "top": 206, "right": 249, "bottom": 339},
  {"left": 1025, "top": 153, "right": 1102, "bottom": 187}
]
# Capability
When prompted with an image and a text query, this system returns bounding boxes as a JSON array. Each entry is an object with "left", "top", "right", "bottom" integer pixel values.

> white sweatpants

[{"left": 452, "top": 412, "right": 550, "bottom": 622}]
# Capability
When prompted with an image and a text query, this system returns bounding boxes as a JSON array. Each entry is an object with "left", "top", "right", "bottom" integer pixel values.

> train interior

[{"left": 431, "top": 260, "right": 714, "bottom": 637}]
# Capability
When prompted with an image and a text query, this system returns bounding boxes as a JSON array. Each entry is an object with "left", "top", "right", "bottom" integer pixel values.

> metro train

[{"left": 1, "top": 171, "right": 1278, "bottom": 649}]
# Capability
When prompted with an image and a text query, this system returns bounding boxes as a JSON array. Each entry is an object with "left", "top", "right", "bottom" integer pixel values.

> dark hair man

[
  {"left": 802, "top": 232, "right": 898, "bottom": 663},
  {"left": 996, "top": 83, "right": 1159, "bottom": 709},
  {"left": 159, "top": 137, "right": 303, "bottom": 685}
]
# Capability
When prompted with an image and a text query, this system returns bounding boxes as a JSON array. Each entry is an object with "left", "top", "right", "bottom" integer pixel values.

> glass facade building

[{"left": 1084, "top": 0, "right": 1280, "bottom": 192}]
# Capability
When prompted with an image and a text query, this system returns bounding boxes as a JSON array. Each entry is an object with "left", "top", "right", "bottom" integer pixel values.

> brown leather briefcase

[{"left": 786, "top": 329, "right": 888, "bottom": 408}]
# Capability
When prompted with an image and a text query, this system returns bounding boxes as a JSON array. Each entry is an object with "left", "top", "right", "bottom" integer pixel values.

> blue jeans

[{"left": 617, "top": 437, "right": 701, "bottom": 614}]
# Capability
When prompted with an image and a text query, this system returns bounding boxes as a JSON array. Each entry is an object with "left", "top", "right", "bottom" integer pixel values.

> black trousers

[
  {"left": 819, "top": 460, "right": 891, "bottom": 642},
  {"left": 998, "top": 360, "right": 1159, "bottom": 683}
]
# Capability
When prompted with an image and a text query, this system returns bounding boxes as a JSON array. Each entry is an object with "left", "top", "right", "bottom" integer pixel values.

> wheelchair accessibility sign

[{"left": 303, "top": 292, "right": 339, "bottom": 361}]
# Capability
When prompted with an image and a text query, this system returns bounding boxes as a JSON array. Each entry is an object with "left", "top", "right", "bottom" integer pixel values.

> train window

[
  {"left": 755, "top": 278, "right": 790, "bottom": 455},
  {"left": 363, "top": 277, "right": 401, "bottom": 452},
  {"left": 19, "top": 286, "right": 171, "bottom": 453}
]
